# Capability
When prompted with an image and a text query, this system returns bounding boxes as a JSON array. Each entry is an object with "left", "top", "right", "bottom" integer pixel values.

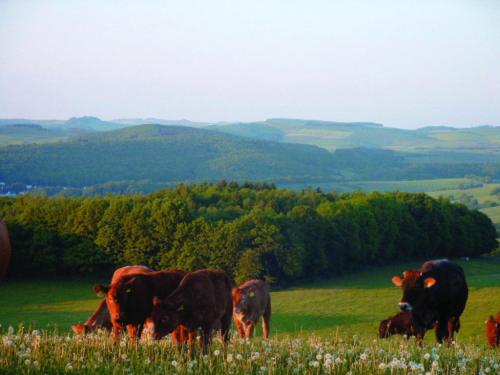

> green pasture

[{"left": 0, "top": 258, "right": 498, "bottom": 345}]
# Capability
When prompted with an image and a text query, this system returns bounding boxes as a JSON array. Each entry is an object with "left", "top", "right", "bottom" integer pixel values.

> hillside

[
  {"left": 0, "top": 124, "right": 339, "bottom": 186},
  {"left": 211, "top": 119, "right": 500, "bottom": 153}
]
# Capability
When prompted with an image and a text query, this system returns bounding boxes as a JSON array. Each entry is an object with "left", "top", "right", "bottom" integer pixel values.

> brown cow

[
  {"left": 233, "top": 279, "right": 271, "bottom": 339},
  {"left": 379, "top": 312, "right": 427, "bottom": 339},
  {"left": 0, "top": 219, "right": 12, "bottom": 280},
  {"left": 150, "top": 269, "right": 233, "bottom": 350},
  {"left": 485, "top": 312, "right": 500, "bottom": 348},
  {"left": 72, "top": 265, "right": 153, "bottom": 335},
  {"left": 94, "top": 269, "right": 186, "bottom": 340}
]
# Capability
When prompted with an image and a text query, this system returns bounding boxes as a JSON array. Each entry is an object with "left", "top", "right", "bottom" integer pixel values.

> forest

[{"left": 0, "top": 182, "right": 496, "bottom": 284}]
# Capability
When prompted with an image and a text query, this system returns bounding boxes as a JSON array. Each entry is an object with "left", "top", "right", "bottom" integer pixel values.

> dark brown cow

[
  {"left": 150, "top": 269, "right": 233, "bottom": 350},
  {"left": 233, "top": 279, "right": 271, "bottom": 339},
  {"left": 379, "top": 312, "right": 427, "bottom": 339},
  {"left": 94, "top": 269, "right": 186, "bottom": 340},
  {"left": 0, "top": 219, "right": 12, "bottom": 280},
  {"left": 72, "top": 265, "right": 153, "bottom": 335},
  {"left": 485, "top": 312, "right": 500, "bottom": 348},
  {"left": 392, "top": 259, "right": 468, "bottom": 343}
]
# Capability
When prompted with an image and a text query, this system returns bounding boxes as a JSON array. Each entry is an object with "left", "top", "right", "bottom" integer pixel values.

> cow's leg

[
  {"left": 263, "top": 297, "right": 271, "bottom": 339},
  {"left": 187, "top": 329, "right": 197, "bottom": 350},
  {"left": 112, "top": 325, "right": 122, "bottom": 342},
  {"left": 446, "top": 317, "right": 458, "bottom": 344},
  {"left": 200, "top": 327, "right": 212, "bottom": 352},
  {"left": 244, "top": 323, "right": 255, "bottom": 338},
  {"left": 126, "top": 324, "right": 142, "bottom": 340},
  {"left": 435, "top": 319, "right": 448, "bottom": 343},
  {"left": 234, "top": 319, "right": 245, "bottom": 339},
  {"left": 220, "top": 313, "right": 232, "bottom": 344}
]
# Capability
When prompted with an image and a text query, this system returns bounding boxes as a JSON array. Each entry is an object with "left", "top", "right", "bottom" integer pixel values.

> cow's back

[
  {"left": 110, "top": 265, "right": 153, "bottom": 284},
  {"left": 0, "top": 219, "right": 12, "bottom": 280},
  {"left": 420, "top": 259, "right": 468, "bottom": 317}
]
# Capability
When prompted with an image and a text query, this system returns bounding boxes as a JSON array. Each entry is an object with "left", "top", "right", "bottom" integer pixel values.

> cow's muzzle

[{"left": 398, "top": 302, "right": 412, "bottom": 312}]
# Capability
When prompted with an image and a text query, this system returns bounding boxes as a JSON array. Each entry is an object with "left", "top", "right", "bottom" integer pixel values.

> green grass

[
  {"left": 1, "top": 258, "right": 499, "bottom": 345},
  {"left": 0, "top": 259, "right": 499, "bottom": 374}
]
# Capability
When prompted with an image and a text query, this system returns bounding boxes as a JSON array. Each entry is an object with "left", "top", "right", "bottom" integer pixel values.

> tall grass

[{"left": 0, "top": 326, "right": 498, "bottom": 374}]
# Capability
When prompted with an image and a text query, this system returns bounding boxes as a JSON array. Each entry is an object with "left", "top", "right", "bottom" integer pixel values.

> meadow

[{"left": 0, "top": 258, "right": 499, "bottom": 374}]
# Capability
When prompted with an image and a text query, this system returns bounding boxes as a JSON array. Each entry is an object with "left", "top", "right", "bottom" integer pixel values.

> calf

[
  {"left": 392, "top": 259, "right": 468, "bottom": 343},
  {"left": 151, "top": 269, "right": 233, "bottom": 350},
  {"left": 379, "top": 312, "right": 426, "bottom": 339},
  {"left": 72, "top": 265, "right": 153, "bottom": 335},
  {"left": 94, "top": 269, "right": 186, "bottom": 340},
  {"left": 233, "top": 279, "right": 271, "bottom": 339},
  {"left": 485, "top": 312, "right": 500, "bottom": 348}
]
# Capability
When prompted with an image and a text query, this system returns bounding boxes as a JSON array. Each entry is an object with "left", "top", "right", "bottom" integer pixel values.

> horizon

[
  {"left": 0, "top": 115, "right": 498, "bottom": 130},
  {"left": 1, "top": 1, "right": 499, "bottom": 129}
]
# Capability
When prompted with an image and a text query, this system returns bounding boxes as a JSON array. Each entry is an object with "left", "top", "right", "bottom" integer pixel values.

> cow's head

[
  {"left": 232, "top": 287, "right": 255, "bottom": 321},
  {"left": 94, "top": 276, "right": 144, "bottom": 326},
  {"left": 150, "top": 297, "right": 180, "bottom": 340},
  {"left": 391, "top": 270, "right": 436, "bottom": 313},
  {"left": 71, "top": 324, "right": 89, "bottom": 336}
]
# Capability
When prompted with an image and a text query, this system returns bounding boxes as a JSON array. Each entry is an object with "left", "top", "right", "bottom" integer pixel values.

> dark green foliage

[{"left": 0, "top": 183, "right": 496, "bottom": 283}]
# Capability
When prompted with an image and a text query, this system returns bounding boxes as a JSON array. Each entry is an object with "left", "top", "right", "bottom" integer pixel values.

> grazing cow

[
  {"left": 72, "top": 265, "right": 153, "bottom": 335},
  {"left": 233, "top": 279, "right": 271, "bottom": 339},
  {"left": 391, "top": 259, "right": 468, "bottom": 343},
  {"left": 150, "top": 269, "right": 233, "bottom": 350},
  {"left": 0, "top": 219, "right": 12, "bottom": 280},
  {"left": 485, "top": 312, "right": 500, "bottom": 348},
  {"left": 94, "top": 269, "right": 186, "bottom": 340},
  {"left": 379, "top": 312, "right": 426, "bottom": 339}
]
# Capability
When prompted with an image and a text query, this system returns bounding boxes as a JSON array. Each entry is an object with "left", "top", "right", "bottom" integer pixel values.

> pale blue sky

[{"left": 0, "top": 0, "right": 499, "bottom": 128}]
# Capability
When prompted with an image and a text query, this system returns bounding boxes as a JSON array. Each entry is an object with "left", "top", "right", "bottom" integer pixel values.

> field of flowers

[{"left": 0, "top": 326, "right": 498, "bottom": 375}]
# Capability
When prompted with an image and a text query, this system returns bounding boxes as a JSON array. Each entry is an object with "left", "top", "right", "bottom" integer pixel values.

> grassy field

[
  {"left": 1, "top": 258, "right": 498, "bottom": 344},
  {"left": 1, "top": 258, "right": 499, "bottom": 374},
  {"left": 0, "top": 258, "right": 499, "bottom": 374}
]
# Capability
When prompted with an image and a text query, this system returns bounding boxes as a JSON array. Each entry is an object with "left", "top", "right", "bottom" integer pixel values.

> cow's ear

[
  {"left": 94, "top": 284, "right": 109, "bottom": 296},
  {"left": 391, "top": 276, "right": 403, "bottom": 287},
  {"left": 152, "top": 296, "right": 162, "bottom": 307},
  {"left": 423, "top": 277, "right": 436, "bottom": 288}
]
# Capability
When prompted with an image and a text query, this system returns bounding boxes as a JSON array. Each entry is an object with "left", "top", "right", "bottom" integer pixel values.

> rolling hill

[{"left": 0, "top": 124, "right": 340, "bottom": 187}]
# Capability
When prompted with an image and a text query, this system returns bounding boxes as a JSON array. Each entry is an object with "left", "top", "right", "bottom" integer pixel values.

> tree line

[{"left": 0, "top": 182, "right": 496, "bottom": 284}]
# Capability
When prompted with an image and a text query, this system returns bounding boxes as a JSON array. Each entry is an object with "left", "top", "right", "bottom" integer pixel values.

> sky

[{"left": 0, "top": 0, "right": 499, "bottom": 129}]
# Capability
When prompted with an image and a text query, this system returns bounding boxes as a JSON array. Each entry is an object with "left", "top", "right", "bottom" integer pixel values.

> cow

[
  {"left": 379, "top": 312, "right": 427, "bottom": 339},
  {"left": 0, "top": 219, "right": 12, "bottom": 281},
  {"left": 94, "top": 269, "right": 186, "bottom": 340},
  {"left": 232, "top": 279, "right": 271, "bottom": 339},
  {"left": 150, "top": 269, "right": 233, "bottom": 350},
  {"left": 391, "top": 259, "right": 468, "bottom": 344},
  {"left": 485, "top": 312, "right": 500, "bottom": 348},
  {"left": 72, "top": 265, "right": 153, "bottom": 335}
]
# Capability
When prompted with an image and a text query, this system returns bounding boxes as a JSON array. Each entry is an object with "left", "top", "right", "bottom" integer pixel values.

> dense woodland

[{"left": 0, "top": 183, "right": 496, "bottom": 284}]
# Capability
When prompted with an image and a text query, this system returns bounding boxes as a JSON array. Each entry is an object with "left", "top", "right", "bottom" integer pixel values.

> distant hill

[
  {"left": 210, "top": 118, "right": 500, "bottom": 152},
  {"left": 0, "top": 124, "right": 340, "bottom": 186}
]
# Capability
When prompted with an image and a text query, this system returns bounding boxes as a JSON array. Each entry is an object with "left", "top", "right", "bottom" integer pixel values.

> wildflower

[
  {"left": 236, "top": 354, "right": 243, "bottom": 361},
  {"left": 424, "top": 353, "right": 431, "bottom": 360},
  {"left": 379, "top": 363, "right": 386, "bottom": 370},
  {"left": 121, "top": 353, "right": 128, "bottom": 361},
  {"left": 33, "top": 360, "right": 39, "bottom": 367},
  {"left": 24, "top": 359, "right": 31, "bottom": 366},
  {"left": 66, "top": 363, "right": 73, "bottom": 371},
  {"left": 144, "top": 358, "right": 151, "bottom": 365},
  {"left": 214, "top": 349, "right": 220, "bottom": 356},
  {"left": 316, "top": 353, "right": 322, "bottom": 360},
  {"left": 227, "top": 354, "right": 233, "bottom": 363},
  {"left": 171, "top": 360, "right": 178, "bottom": 368},
  {"left": 8, "top": 326, "right": 14, "bottom": 335},
  {"left": 310, "top": 360, "right": 320, "bottom": 368},
  {"left": 31, "top": 330, "right": 40, "bottom": 336},
  {"left": 324, "top": 358, "right": 332, "bottom": 368},
  {"left": 360, "top": 353, "right": 368, "bottom": 361},
  {"left": 120, "top": 340, "right": 126, "bottom": 347}
]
